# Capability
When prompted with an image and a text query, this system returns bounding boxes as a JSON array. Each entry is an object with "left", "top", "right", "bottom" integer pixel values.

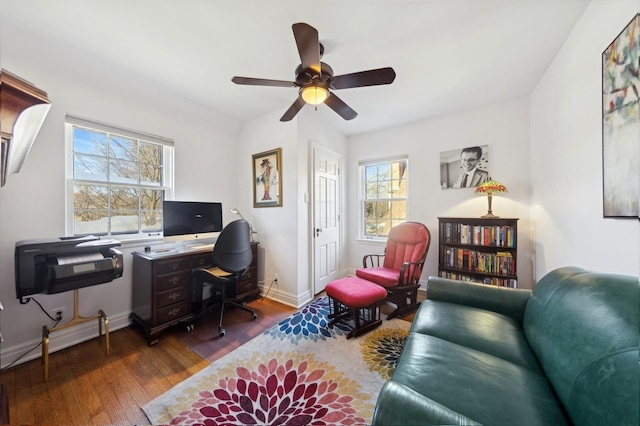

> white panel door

[{"left": 313, "top": 146, "right": 341, "bottom": 295}]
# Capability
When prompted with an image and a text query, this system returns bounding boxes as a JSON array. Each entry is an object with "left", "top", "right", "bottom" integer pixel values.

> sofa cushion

[
  {"left": 426, "top": 276, "right": 531, "bottom": 323},
  {"left": 392, "top": 333, "right": 569, "bottom": 426},
  {"left": 411, "top": 300, "right": 542, "bottom": 373},
  {"left": 523, "top": 267, "right": 639, "bottom": 426}
]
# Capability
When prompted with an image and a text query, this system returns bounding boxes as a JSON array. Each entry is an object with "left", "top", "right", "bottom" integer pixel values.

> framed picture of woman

[{"left": 252, "top": 148, "right": 282, "bottom": 207}]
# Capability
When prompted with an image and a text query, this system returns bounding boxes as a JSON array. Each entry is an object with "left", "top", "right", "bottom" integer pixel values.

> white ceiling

[{"left": 1, "top": 0, "right": 590, "bottom": 136}]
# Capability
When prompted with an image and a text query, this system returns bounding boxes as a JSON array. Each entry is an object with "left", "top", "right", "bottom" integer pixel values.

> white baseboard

[
  {"left": 258, "top": 285, "right": 313, "bottom": 309},
  {"left": 1, "top": 311, "right": 133, "bottom": 370}
]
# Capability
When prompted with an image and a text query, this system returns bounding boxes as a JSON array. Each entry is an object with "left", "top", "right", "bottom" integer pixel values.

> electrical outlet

[
  {"left": 274, "top": 274, "right": 279, "bottom": 283},
  {"left": 51, "top": 307, "right": 65, "bottom": 321}
]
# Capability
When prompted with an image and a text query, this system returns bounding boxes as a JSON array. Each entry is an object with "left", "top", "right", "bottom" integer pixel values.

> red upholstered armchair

[{"left": 356, "top": 222, "right": 430, "bottom": 319}]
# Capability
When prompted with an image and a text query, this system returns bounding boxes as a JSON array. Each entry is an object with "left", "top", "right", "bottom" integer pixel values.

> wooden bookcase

[{"left": 438, "top": 217, "right": 518, "bottom": 288}]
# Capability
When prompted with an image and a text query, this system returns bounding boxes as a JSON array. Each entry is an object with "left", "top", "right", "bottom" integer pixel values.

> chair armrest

[
  {"left": 362, "top": 253, "right": 385, "bottom": 268},
  {"left": 426, "top": 276, "right": 531, "bottom": 323},
  {"left": 372, "top": 382, "right": 481, "bottom": 426},
  {"left": 398, "top": 261, "right": 423, "bottom": 286}
]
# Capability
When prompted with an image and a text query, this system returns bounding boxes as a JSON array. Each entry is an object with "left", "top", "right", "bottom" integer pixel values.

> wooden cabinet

[
  {"left": 130, "top": 242, "right": 259, "bottom": 345},
  {"left": 438, "top": 217, "right": 518, "bottom": 288}
]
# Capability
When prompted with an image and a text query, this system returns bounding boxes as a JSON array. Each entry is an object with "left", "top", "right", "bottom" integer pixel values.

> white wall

[
  {"left": 236, "top": 107, "right": 347, "bottom": 308},
  {"left": 0, "top": 23, "right": 243, "bottom": 367},
  {"left": 530, "top": 0, "right": 639, "bottom": 279},
  {"left": 346, "top": 97, "right": 534, "bottom": 287},
  {"left": 235, "top": 110, "right": 300, "bottom": 307}
]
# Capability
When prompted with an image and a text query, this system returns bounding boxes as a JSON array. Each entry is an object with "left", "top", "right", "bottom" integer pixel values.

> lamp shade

[
  {"left": 300, "top": 85, "right": 329, "bottom": 105},
  {"left": 474, "top": 180, "right": 508, "bottom": 195},
  {"left": 475, "top": 180, "right": 507, "bottom": 218}
]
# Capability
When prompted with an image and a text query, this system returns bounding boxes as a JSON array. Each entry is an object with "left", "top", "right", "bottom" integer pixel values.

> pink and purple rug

[{"left": 142, "top": 297, "right": 410, "bottom": 425}]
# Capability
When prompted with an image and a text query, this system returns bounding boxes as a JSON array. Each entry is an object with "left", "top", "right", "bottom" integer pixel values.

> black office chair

[{"left": 192, "top": 219, "right": 257, "bottom": 337}]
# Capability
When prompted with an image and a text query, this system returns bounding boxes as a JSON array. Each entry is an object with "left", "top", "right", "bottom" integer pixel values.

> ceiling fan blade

[
  {"left": 324, "top": 93, "right": 357, "bottom": 120},
  {"left": 232, "top": 76, "right": 294, "bottom": 87},
  {"left": 292, "top": 23, "right": 321, "bottom": 74},
  {"left": 280, "top": 96, "right": 306, "bottom": 122},
  {"left": 331, "top": 67, "right": 396, "bottom": 89}
]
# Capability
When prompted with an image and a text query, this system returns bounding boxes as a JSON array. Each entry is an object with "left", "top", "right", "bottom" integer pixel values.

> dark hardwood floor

[
  {"left": 2, "top": 298, "right": 295, "bottom": 425},
  {"left": 2, "top": 293, "right": 421, "bottom": 425}
]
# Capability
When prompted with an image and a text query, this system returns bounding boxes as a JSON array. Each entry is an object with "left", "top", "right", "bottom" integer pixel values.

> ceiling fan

[{"left": 231, "top": 22, "right": 396, "bottom": 122}]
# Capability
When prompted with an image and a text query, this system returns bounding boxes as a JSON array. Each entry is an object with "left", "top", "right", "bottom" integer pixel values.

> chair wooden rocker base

[{"left": 385, "top": 284, "right": 421, "bottom": 320}]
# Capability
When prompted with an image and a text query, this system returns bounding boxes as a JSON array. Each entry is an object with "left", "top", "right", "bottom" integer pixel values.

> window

[
  {"left": 359, "top": 156, "right": 408, "bottom": 239},
  {"left": 65, "top": 115, "right": 174, "bottom": 241}
]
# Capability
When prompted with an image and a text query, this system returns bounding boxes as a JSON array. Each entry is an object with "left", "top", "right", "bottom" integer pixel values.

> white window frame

[
  {"left": 358, "top": 155, "right": 409, "bottom": 241},
  {"left": 64, "top": 114, "right": 174, "bottom": 244}
]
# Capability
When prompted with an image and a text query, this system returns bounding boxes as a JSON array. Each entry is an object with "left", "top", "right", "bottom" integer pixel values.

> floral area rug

[{"left": 142, "top": 296, "right": 411, "bottom": 425}]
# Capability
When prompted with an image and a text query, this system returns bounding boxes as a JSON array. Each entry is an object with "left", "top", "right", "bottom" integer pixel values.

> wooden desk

[{"left": 130, "top": 242, "right": 259, "bottom": 345}]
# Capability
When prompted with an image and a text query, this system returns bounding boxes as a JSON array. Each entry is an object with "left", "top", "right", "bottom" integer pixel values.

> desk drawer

[
  {"left": 236, "top": 279, "right": 257, "bottom": 296},
  {"left": 156, "top": 258, "right": 191, "bottom": 275},
  {"left": 157, "top": 301, "right": 189, "bottom": 324},
  {"left": 157, "top": 270, "right": 190, "bottom": 292},
  {"left": 192, "top": 253, "right": 213, "bottom": 268},
  {"left": 157, "top": 286, "right": 188, "bottom": 308},
  {"left": 243, "top": 266, "right": 257, "bottom": 281}
]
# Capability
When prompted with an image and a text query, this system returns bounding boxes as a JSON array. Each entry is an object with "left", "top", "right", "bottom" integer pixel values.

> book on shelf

[
  {"left": 441, "top": 246, "right": 516, "bottom": 276},
  {"left": 440, "top": 223, "right": 515, "bottom": 247},
  {"left": 438, "top": 270, "right": 518, "bottom": 288}
]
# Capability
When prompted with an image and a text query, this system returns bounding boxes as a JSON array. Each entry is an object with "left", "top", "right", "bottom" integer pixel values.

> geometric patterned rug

[{"left": 142, "top": 297, "right": 411, "bottom": 425}]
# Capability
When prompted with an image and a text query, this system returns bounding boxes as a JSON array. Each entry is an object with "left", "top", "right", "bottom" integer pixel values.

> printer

[{"left": 15, "top": 236, "right": 123, "bottom": 300}]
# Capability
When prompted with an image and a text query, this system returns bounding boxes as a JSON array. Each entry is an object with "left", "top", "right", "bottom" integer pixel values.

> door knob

[{"left": 315, "top": 228, "right": 323, "bottom": 237}]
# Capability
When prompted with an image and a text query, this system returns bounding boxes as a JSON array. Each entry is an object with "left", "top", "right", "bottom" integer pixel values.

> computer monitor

[{"left": 162, "top": 201, "right": 222, "bottom": 244}]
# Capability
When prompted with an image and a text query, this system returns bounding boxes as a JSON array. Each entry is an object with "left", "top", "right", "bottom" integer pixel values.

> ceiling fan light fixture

[{"left": 301, "top": 85, "right": 329, "bottom": 105}]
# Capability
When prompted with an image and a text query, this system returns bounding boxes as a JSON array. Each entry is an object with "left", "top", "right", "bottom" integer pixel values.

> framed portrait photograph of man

[{"left": 440, "top": 145, "right": 490, "bottom": 190}]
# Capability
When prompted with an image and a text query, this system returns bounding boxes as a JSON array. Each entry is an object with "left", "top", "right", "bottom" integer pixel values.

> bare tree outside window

[{"left": 69, "top": 121, "right": 172, "bottom": 238}]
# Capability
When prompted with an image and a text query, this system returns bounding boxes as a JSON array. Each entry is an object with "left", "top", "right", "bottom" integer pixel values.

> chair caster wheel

[
  {"left": 186, "top": 324, "right": 194, "bottom": 332},
  {"left": 251, "top": 313, "right": 258, "bottom": 320},
  {"left": 219, "top": 329, "right": 226, "bottom": 337}
]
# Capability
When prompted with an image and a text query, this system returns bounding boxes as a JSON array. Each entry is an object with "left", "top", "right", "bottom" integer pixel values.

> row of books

[
  {"left": 440, "top": 223, "right": 515, "bottom": 247},
  {"left": 441, "top": 247, "right": 516, "bottom": 276},
  {"left": 438, "top": 270, "right": 518, "bottom": 288}
]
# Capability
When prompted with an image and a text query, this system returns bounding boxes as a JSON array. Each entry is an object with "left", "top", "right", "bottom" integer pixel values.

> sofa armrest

[
  {"left": 426, "top": 276, "right": 531, "bottom": 323},
  {"left": 372, "top": 382, "right": 481, "bottom": 426}
]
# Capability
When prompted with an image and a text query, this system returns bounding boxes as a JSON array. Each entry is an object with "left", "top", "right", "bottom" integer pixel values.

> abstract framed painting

[
  {"left": 602, "top": 14, "right": 639, "bottom": 219},
  {"left": 252, "top": 148, "right": 282, "bottom": 208}
]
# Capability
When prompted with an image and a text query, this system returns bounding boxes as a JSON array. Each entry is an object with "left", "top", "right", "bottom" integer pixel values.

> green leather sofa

[{"left": 372, "top": 266, "right": 639, "bottom": 425}]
